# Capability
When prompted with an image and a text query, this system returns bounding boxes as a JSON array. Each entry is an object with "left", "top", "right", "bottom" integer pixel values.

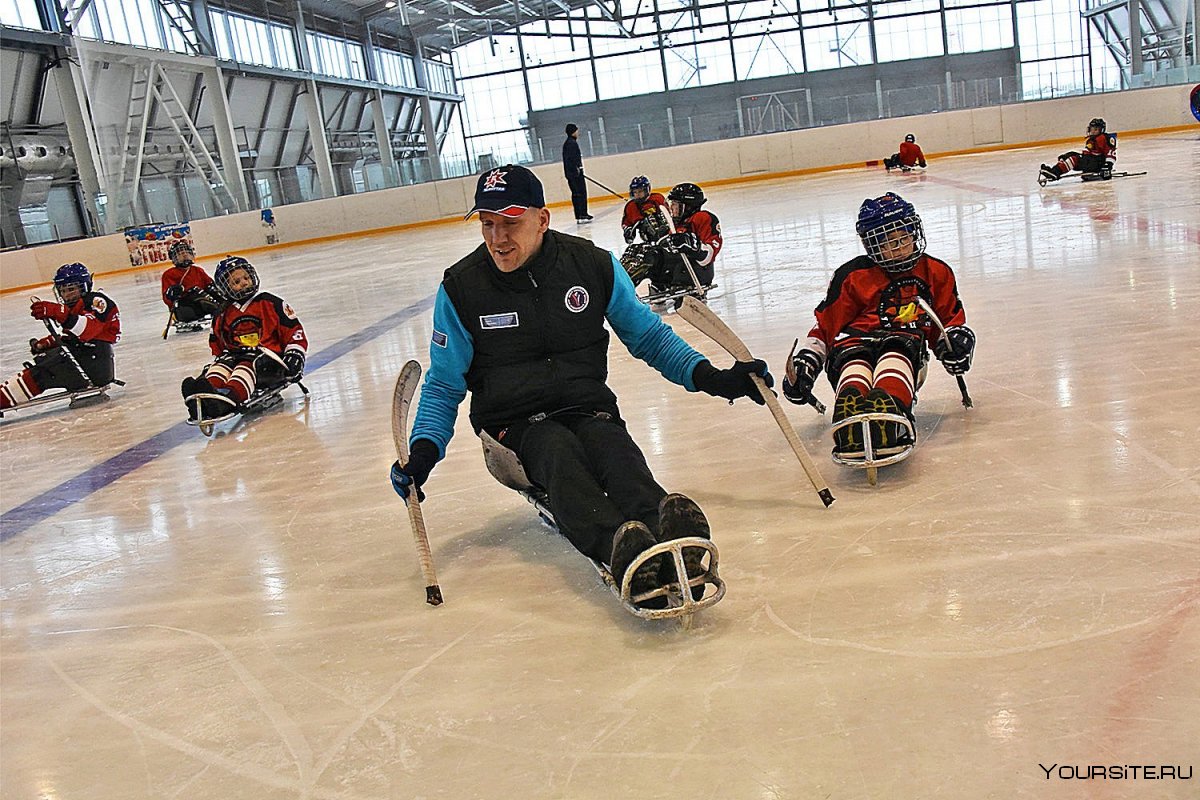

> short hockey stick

[
  {"left": 162, "top": 310, "right": 175, "bottom": 339},
  {"left": 583, "top": 174, "right": 626, "bottom": 201},
  {"left": 677, "top": 297, "right": 835, "bottom": 507},
  {"left": 30, "top": 296, "right": 92, "bottom": 387},
  {"left": 392, "top": 360, "right": 444, "bottom": 606},
  {"left": 915, "top": 296, "right": 972, "bottom": 408},
  {"left": 784, "top": 338, "right": 827, "bottom": 415},
  {"left": 659, "top": 206, "right": 705, "bottom": 293}
]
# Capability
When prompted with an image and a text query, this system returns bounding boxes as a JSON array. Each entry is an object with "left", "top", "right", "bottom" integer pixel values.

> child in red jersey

[
  {"left": 782, "top": 193, "right": 975, "bottom": 455},
  {"left": 1040, "top": 118, "right": 1117, "bottom": 182},
  {"left": 181, "top": 256, "right": 308, "bottom": 419},
  {"left": 884, "top": 134, "right": 927, "bottom": 171},
  {"left": 0, "top": 263, "right": 121, "bottom": 409},
  {"left": 160, "top": 240, "right": 220, "bottom": 324}
]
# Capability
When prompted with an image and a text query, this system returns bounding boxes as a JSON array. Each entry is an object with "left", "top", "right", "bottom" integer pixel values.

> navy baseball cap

[{"left": 465, "top": 164, "right": 546, "bottom": 219}]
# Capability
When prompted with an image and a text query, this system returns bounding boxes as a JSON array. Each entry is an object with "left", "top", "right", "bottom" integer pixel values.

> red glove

[
  {"left": 30, "top": 334, "right": 59, "bottom": 354},
  {"left": 31, "top": 300, "right": 70, "bottom": 323}
]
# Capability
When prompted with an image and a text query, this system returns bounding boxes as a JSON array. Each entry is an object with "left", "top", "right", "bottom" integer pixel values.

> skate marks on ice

[{"left": 41, "top": 622, "right": 478, "bottom": 798}]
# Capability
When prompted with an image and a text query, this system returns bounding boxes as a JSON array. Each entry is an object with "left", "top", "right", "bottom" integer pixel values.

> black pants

[
  {"left": 651, "top": 251, "right": 714, "bottom": 290},
  {"left": 497, "top": 411, "right": 665, "bottom": 564},
  {"left": 32, "top": 341, "right": 114, "bottom": 391},
  {"left": 566, "top": 173, "right": 589, "bottom": 219}
]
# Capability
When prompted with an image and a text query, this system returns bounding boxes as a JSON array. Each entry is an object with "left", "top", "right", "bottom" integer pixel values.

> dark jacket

[
  {"left": 443, "top": 231, "right": 615, "bottom": 431},
  {"left": 562, "top": 136, "right": 583, "bottom": 177}
]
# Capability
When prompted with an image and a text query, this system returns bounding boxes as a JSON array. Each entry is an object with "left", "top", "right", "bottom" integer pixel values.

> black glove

[
  {"left": 165, "top": 284, "right": 183, "bottom": 302},
  {"left": 623, "top": 226, "right": 637, "bottom": 244},
  {"left": 282, "top": 350, "right": 305, "bottom": 379},
  {"left": 934, "top": 325, "right": 976, "bottom": 375},
  {"left": 782, "top": 349, "right": 823, "bottom": 405},
  {"left": 390, "top": 438, "right": 439, "bottom": 504},
  {"left": 693, "top": 359, "right": 773, "bottom": 405},
  {"left": 1100, "top": 162, "right": 1113, "bottom": 180},
  {"left": 667, "top": 232, "right": 701, "bottom": 257}
]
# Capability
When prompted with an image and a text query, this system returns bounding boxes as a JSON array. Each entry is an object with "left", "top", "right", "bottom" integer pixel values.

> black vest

[{"left": 442, "top": 230, "right": 617, "bottom": 431}]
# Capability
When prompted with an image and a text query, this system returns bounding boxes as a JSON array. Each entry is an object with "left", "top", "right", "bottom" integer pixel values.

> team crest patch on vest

[
  {"left": 91, "top": 296, "right": 108, "bottom": 314},
  {"left": 564, "top": 286, "right": 589, "bottom": 312},
  {"left": 480, "top": 312, "right": 519, "bottom": 329}
]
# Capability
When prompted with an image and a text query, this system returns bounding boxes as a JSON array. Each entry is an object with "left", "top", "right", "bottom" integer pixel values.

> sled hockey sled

[
  {"left": 644, "top": 282, "right": 716, "bottom": 311},
  {"left": 0, "top": 378, "right": 126, "bottom": 419},
  {"left": 480, "top": 431, "right": 725, "bottom": 627},
  {"left": 829, "top": 412, "right": 917, "bottom": 487},
  {"left": 1038, "top": 170, "right": 1146, "bottom": 187},
  {"left": 170, "top": 316, "right": 210, "bottom": 335},
  {"left": 186, "top": 349, "right": 310, "bottom": 437}
]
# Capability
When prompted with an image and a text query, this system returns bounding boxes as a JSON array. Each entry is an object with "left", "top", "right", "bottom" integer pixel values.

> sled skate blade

[
  {"left": 830, "top": 412, "right": 916, "bottom": 484},
  {"left": 612, "top": 538, "right": 725, "bottom": 624},
  {"left": 0, "top": 385, "right": 114, "bottom": 419},
  {"left": 642, "top": 283, "right": 716, "bottom": 309}
]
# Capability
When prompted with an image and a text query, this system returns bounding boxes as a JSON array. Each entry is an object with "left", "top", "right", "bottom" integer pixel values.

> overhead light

[{"left": 385, "top": 1, "right": 396, "bottom": 6}]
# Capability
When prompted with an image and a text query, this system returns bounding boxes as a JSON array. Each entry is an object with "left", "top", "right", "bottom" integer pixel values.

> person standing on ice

[{"left": 388, "top": 164, "right": 773, "bottom": 610}]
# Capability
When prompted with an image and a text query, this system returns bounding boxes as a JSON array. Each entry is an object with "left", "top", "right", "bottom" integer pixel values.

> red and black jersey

[
  {"left": 210, "top": 292, "right": 307, "bottom": 359},
  {"left": 898, "top": 141, "right": 927, "bottom": 168},
  {"left": 161, "top": 263, "right": 214, "bottom": 307},
  {"left": 806, "top": 254, "right": 965, "bottom": 354},
  {"left": 1083, "top": 132, "right": 1117, "bottom": 161},
  {"left": 676, "top": 209, "right": 722, "bottom": 268},
  {"left": 63, "top": 291, "right": 121, "bottom": 344},
  {"left": 621, "top": 193, "right": 668, "bottom": 230}
]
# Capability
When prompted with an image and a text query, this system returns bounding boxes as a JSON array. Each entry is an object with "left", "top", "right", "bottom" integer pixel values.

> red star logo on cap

[{"left": 483, "top": 169, "right": 507, "bottom": 190}]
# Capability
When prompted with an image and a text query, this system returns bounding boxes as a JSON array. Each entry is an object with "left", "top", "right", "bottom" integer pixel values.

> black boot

[
  {"left": 831, "top": 386, "right": 866, "bottom": 455},
  {"left": 610, "top": 521, "right": 666, "bottom": 609},
  {"left": 865, "top": 389, "right": 913, "bottom": 449},
  {"left": 657, "top": 493, "right": 711, "bottom": 599}
]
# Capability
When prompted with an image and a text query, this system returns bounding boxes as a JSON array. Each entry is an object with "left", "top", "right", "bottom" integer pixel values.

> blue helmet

[
  {"left": 214, "top": 255, "right": 259, "bottom": 303},
  {"left": 54, "top": 262, "right": 92, "bottom": 301},
  {"left": 855, "top": 193, "right": 926, "bottom": 273},
  {"left": 629, "top": 175, "right": 651, "bottom": 198}
]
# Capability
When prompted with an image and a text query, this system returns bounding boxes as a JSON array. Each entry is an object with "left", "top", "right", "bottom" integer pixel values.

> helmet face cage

[
  {"left": 1088, "top": 117, "right": 1106, "bottom": 133},
  {"left": 856, "top": 194, "right": 926, "bottom": 273},
  {"left": 53, "top": 262, "right": 92, "bottom": 303},
  {"left": 214, "top": 257, "right": 259, "bottom": 303},
  {"left": 169, "top": 240, "right": 194, "bottom": 263},
  {"left": 629, "top": 175, "right": 651, "bottom": 200}
]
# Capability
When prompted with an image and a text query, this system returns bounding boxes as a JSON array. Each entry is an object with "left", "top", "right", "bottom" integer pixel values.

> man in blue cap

[{"left": 389, "top": 164, "right": 773, "bottom": 610}]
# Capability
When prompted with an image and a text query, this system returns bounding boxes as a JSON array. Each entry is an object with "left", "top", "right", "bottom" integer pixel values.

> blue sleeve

[
  {"left": 604, "top": 254, "right": 706, "bottom": 390},
  {"left": 411, "top": 285, "right": 473, "bottom": 460}
]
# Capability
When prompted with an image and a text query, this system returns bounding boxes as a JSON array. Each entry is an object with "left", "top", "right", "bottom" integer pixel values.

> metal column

[
  {"left": 371, "top": 88, "right": 399, "bottom": 188},
  {"left": 51, "top": 56, "right": 107, "bottom": 234},
  {"left": 301, "top": 79, "right": 337, "bottom": 198},
  {"left": 203, "top": 65, "right": 250, "bottom": 210}
]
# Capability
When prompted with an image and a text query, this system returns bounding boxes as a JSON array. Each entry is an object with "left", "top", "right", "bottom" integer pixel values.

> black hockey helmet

[
  {"left": 1088, "top": 117, "right": 1106, "bottom": 132},
  {"left": 667, "top": 182, "right": 706, "bottom": 222},
  {"left": 904, "top": 133, "right": 916, "bottom": 143}
]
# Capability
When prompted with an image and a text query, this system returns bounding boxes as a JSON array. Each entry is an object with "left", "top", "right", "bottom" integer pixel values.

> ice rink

[{"left": 2, "top": 133, "right": 1198, "bottom": 799}]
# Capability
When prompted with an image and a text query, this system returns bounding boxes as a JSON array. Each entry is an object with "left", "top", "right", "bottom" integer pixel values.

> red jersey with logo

[
  {"left": 1083, "top": 132, "right": 1117, "bottom": 161},
  {"left": 621, "top": 194, "right": 668, "bottom": 229},
  {"left": 898, "top": 141, "right": 927, "bottom": 168},
  {"left": 676, "top": 210, "right": 722, "bottom": 268},
  {"left": 210, "top": 292, "right": 307, "bottom": 358},
  {"left": 63, "top": 291, "right": 121, "bottom": 343},
  {"left": 806, "top": 254, "right": 965, "bottom": 353},
  {"left": 161, "top": 264, "right": 215, "bottom": 307}
]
